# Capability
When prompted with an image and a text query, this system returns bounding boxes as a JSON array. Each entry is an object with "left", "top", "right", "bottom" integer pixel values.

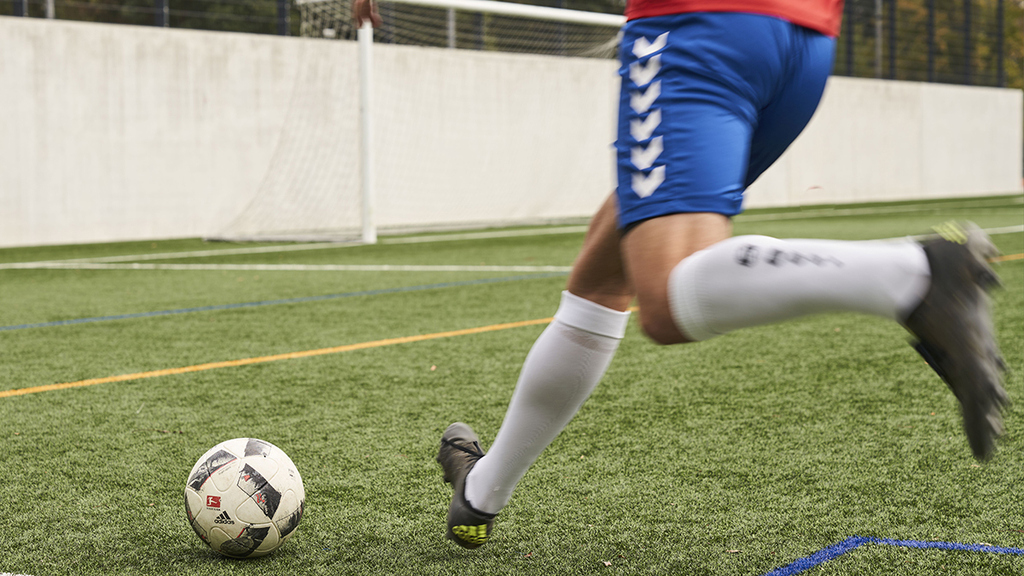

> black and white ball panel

[{"left": 184, "top": 438, "right": 305, "bottom": 558}]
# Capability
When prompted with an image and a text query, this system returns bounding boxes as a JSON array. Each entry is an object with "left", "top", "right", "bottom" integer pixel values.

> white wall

[
  {"left": 371, "top": 44, "right": 619, "bottom": 231},
  {"left": 749, "top": 77, "right": 1024, "bottom": 207},
  {"left": 0, "top": 17, "right": 359, "bottom": 247},
  {"left": 0, "top": 16, "right": 1020, "bottom": 247}
]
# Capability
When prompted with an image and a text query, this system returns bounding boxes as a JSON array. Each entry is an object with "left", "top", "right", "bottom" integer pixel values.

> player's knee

[{"left": 637, "top": 310, "right": 690, "bottom": 345}]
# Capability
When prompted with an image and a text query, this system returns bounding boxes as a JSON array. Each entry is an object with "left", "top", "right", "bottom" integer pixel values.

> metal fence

[
  {"left": 837, "top": 0, "right": 1017, "bottom": 88},
  {"left": 1, "top": 0, "right": 1019, "bottom": 88},
  {"left": 0, "top": 0, "right": 298, "bottom": 34}
]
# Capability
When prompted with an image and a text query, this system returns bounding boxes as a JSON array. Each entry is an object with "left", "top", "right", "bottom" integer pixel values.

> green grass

[{"left": 1, "top": 195, "right": 1022, "bottom": 575}]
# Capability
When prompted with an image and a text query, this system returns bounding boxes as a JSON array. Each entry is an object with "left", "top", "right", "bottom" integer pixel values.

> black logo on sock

[
  {"left": 736, "top": 245, "right": 843, "bottom": 268},
  {"left": 736, "top": 245, "right": 759, "bottom": 267}
]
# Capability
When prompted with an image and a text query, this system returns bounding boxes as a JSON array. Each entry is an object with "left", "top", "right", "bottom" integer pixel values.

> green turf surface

[{"left": 1, "top": 196, "right": 1022, "bottom": 575}]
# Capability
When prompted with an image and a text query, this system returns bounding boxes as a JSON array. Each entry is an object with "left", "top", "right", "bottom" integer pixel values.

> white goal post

[
  {"left": 213, "top": 0, "right": 623, "bottom": 243},
  {"left": 353, "top": 0, "right": 623, "bottom": 244}
]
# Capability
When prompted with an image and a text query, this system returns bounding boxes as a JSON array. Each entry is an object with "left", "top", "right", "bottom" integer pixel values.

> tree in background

[{"left": 0, "top": 0, "right": 1020, "bottom": 89}]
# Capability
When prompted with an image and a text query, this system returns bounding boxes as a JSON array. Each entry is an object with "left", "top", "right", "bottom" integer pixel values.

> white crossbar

[
  {"left": 390, "top": 0, "right": 624, "bottom": 26},
  {"left": 297, "top": 0, "right": 625, "bottom": 27}
]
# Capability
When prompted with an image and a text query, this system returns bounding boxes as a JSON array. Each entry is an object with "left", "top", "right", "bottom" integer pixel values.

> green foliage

[
  {"left": 0, "top": 0, "right": 301, "bottom": 35},
  {"left": 0, "top": 196, "right": 1022, "bottom": 575},
  {"left": 4, "top": 0, "right": 1019, "bottom": 88},
  {"left": 836, "top": 0, "right": 1022, "bottom": 88}
]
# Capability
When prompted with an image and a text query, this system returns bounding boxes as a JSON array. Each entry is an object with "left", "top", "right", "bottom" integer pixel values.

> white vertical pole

[
  {"left": 358, "top": 22, "right": 378, "bottom": 244},
  {"left": 874, "top": 0, "right": 883, "bottom": 78},
  {"left": 46, "top": 0, "right": 55, "bottom": 19},
  {"left": 447, "top": 8, "right": 456, "bottom": 48}
]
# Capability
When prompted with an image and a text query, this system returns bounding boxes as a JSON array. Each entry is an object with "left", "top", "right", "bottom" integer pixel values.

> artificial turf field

[{"left": 1, "top": 195, "right": 1022, "bottom": 576}]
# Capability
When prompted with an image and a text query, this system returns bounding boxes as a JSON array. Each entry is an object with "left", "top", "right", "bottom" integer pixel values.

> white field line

[
  {"left": 735, "top": 196, "right": 1024, "bottom": 223},
  {"left": 1, "top": 201, "right": 1020, "bottom": 271},
  {"left": 6, "top": 224, "right": 1021, "bottom": 273},
  {"left": 379, "top": 225, "right": 588, "bottom": 244},
  {"left": 0, "top": 241, "right": 348, "bottom": 268},
  {"left": 901, "top": 224, "right": 1024, "bottom": 241},
  {"left": 8, "top": 262, "right": 573, "bottom": 272},
  {"left": 0, "top": 227, "right": 586, "bottom": 270}
]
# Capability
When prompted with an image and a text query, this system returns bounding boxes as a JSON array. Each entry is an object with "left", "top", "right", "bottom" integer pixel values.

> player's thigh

[
  {"left": 621, "top": 212, "right": 732, "bottom": 344},
  {"left": 614, "top": 13, "right": 782, "bottom": 343}
]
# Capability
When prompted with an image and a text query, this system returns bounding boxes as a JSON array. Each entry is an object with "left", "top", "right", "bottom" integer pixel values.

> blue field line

[
  {"left": 0, "top": 273, "right": 567, "bottom": 332},
  {"left": 762, "top": 537, "right": 869, "bottom": 576},
  {"left": 869, "top": 537, "right": 1024, "bottom": 555},
  {"left": 763, "top": 536, "right": 1024, "bottom": 575}
]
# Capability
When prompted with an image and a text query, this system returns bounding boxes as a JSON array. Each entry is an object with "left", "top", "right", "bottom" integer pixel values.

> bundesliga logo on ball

[{"left": 184, "top": 438, "right": 305, "bottom": 558}]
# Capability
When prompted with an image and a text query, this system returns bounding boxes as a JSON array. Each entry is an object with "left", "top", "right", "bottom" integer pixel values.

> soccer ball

[{"left": 184, "top": 438, "right": 305, "bottom": 558}]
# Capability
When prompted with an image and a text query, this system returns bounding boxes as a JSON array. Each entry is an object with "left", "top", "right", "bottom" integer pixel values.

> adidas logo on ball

[{"left": 185, "top": 438, "right": 305, "bottom": 557}]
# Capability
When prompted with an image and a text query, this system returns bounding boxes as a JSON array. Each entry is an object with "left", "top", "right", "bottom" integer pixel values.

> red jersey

[{"left": 625, "top": 0, "right": 845, "bottom": 37}]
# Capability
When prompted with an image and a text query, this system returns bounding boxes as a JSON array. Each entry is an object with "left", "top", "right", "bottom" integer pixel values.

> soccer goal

[
  {"left": 211, "top": 0, "right": 623, "bottom": 244},
  {"left": 297, "top": 0, "right": 623, "bottom": 56}
]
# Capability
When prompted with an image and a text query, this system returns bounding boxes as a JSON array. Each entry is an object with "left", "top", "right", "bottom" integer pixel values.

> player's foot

[
  {"left": 903, "top": 222, "right": 1008, "bottom": 460},
  {"left": 436, "top": 422, "right": 496, "bottom": 549}
]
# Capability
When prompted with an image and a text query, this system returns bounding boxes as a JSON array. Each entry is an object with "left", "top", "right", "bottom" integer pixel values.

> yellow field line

[
  {"left": 2, "top": 252, "right": 1020, "bottom": 400},
  {"left": 993, "top": 253, "right": 1024, "bottom": 262},
  {"left": 0, "top": 317, "right": 555, "bottom": 399}
]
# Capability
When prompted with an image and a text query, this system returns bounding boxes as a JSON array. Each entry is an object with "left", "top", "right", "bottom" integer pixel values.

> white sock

[
  {"left": 464, "top": 291, "right": 630, "bottom": 515},
  {"left": 669, "top": 236, "right": 931, "bottom": 341}
]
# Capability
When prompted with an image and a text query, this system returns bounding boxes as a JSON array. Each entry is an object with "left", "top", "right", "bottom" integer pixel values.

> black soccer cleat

[
  {"left": 436, "top": 422, "right": 496, "bottom": 549},
  {"left": 902, "top": 222, "right": 1009, "bottom": 460}
]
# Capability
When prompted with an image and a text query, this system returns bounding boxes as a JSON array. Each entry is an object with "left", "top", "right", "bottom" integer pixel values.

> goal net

[
  {"left": 212, "top": 0, "right": 623, "bottom": 243},
  {"left": 298, "top": 0, "right": 622, "bottom": 57}
]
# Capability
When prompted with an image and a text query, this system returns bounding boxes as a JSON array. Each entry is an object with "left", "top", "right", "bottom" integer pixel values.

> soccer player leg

[
  {"left": 617, "top": 15, "right": 934, "bottom": 345},
  {"left": 622, "top": 214, "right": 732, "bottom": 344},
  {"left": 616, "top": 13, "right": 772, "bottom": 343},
  {"left": 660, "top": 23, "right": 934, "bottom": 341},
  {"left": 460, "top": 194, "right": 633, "bottom": 518},
  {"left": 664, "top": 223, "right": 1007, "bottom": 460},
  {"left": 565, "top": 193, "right": 635, "bottom": 311},
  {"left": 651, "top": 22, "right": 1006, "bottom": 458},
  {"left": 668, "top": 235, "right": 931, "bottom": 340}
]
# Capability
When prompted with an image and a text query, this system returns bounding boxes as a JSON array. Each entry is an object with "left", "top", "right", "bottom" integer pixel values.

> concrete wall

[
  {"left": 370, "top": 44, "right": 619, "bottom": 232},
  {"left": 750, "top": 77, "right": 1024, "bottom": 207},
  {"left": 0, "top": 16, "right": 1020, "bottom": 247},
  {"left": 0, "top": 17, "right": 359, "bottom": 247}
]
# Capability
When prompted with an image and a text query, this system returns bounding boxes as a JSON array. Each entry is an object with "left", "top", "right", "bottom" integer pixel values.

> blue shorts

[{"left": 615, "top": 12, "right": 836, "bottom": 229}]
